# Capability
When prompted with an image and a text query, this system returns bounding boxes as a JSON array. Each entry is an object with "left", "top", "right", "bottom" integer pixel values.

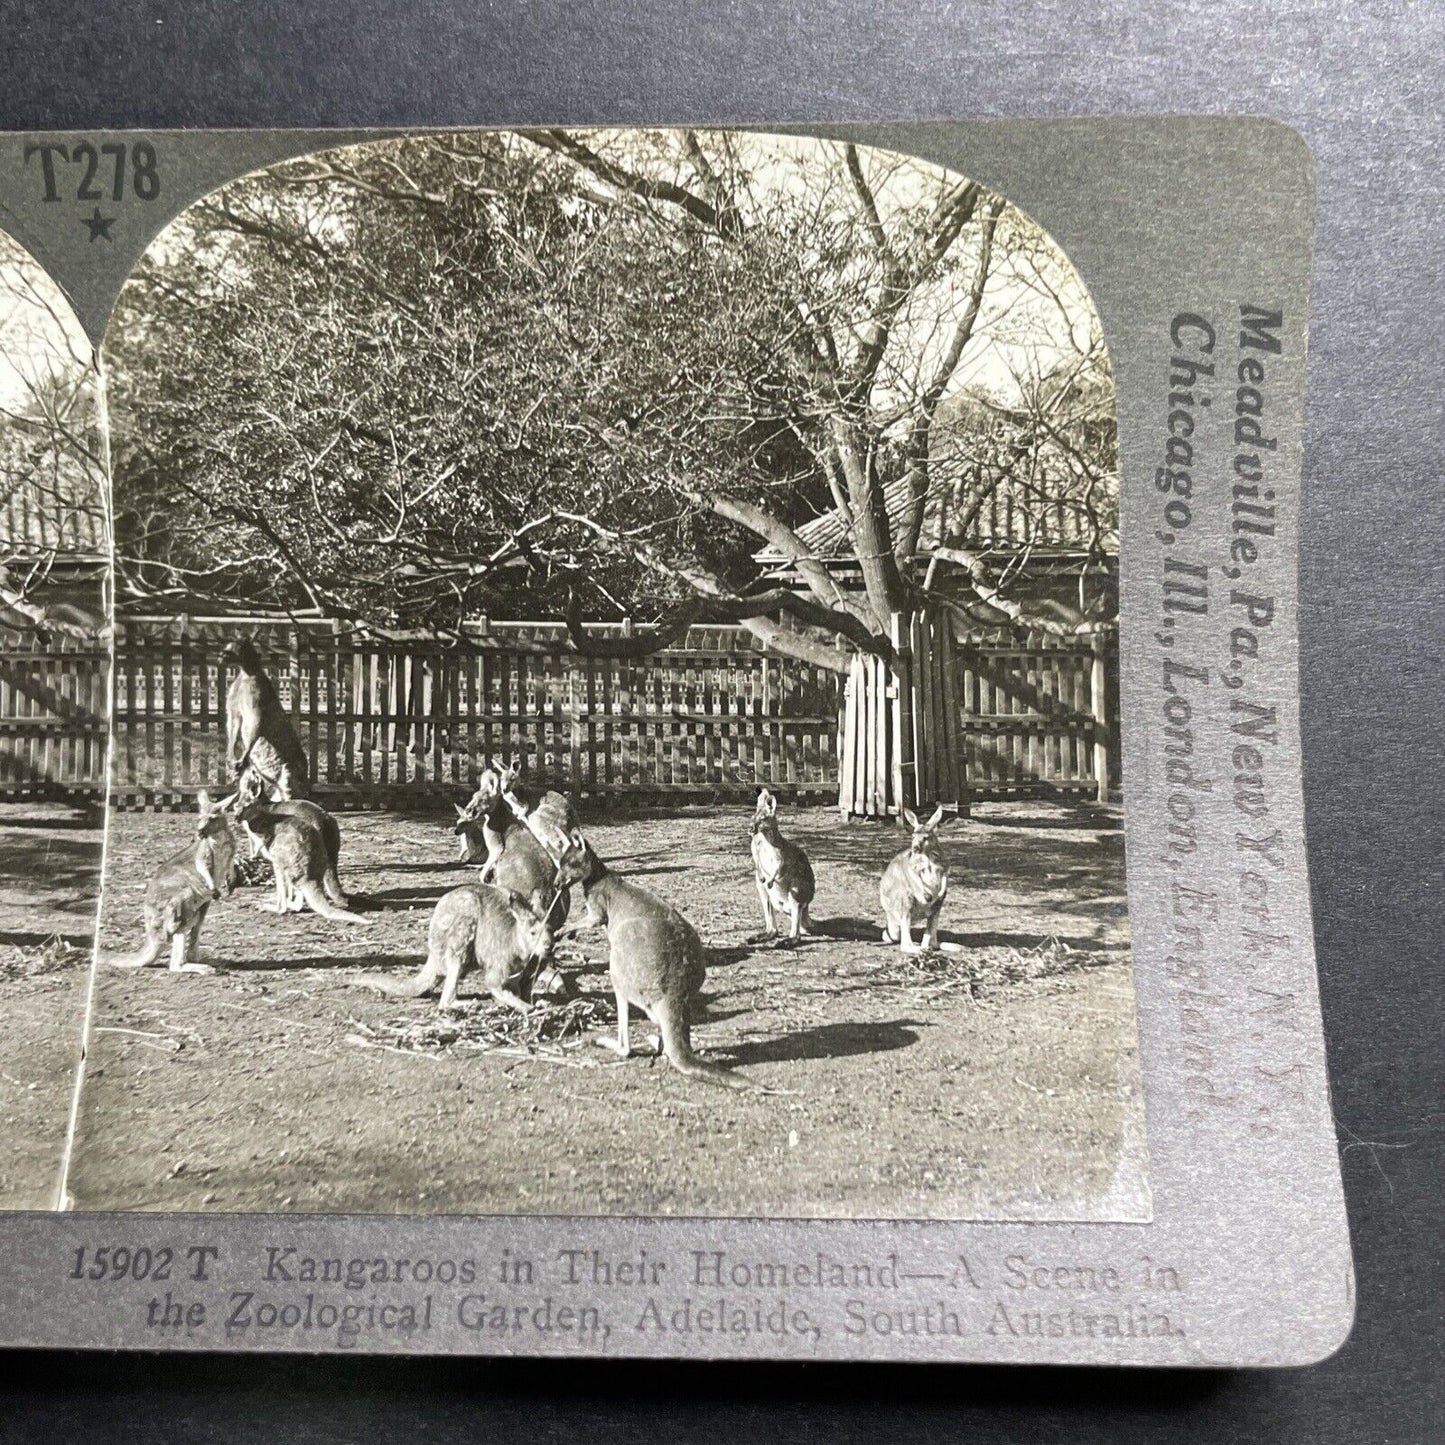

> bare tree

[
  {"left": 107, "top": 130, "right": 1117, "bottom": 669},
  {"left": 0, "top": 243, "right": 108, "bottom": 640}
]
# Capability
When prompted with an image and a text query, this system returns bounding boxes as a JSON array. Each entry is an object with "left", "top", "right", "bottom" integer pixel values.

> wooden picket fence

[
  {"left": 0, "top": 614, "right": 1119, "bottom": 810},
  {"left": 106, "top": 618, "right": 843, "bottom": 809},
  {"left": 0, "top": 623, "right": 110, "bottom": 801},
  {"left": 838, "top": 609, "right": 1117, "bottom": 818},
  {"left": 960, "top": 632, "right": 1116, "bottom": 800}
]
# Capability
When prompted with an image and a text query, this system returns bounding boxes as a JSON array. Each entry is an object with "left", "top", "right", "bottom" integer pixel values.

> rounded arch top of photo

[{"left": 103, "top": 127, "right": 1119, "bottom": 658}]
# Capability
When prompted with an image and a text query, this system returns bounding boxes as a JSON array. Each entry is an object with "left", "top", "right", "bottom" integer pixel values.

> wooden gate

[
  {"left": 837, "top": 610, "right": 1117, "bottom": 819},
  {"left": 0, "top": 624, "right": 110, "bottom": 802},
  {"left": 959, "top": 633, "right": 1115, "bottom": 800},
  {"left": 838, "top": 609, "right": 965, "bottom": 819}
]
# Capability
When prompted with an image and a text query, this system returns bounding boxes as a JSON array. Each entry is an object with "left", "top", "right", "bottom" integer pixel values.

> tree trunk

[{"left": 830, "top": 416, "right": 907, "bottom": 628}]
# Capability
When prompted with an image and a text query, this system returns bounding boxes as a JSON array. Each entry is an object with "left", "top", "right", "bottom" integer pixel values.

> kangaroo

[
  {"left": 497, "top": 760, "right": 580, "bottom": 864},
  {"left": 105, "top": 790, "right": 237, "bottom": 974},
  {"left": 453, "top": 767, "right": 508, "bottom": 873},
  {"left": 453, "top": 776, "right": 572, "bottom": 934},
  {"left": 554, "top": 829, "right": 760, "bottom": 1091},
  {"left": 880, "top": 804, "right": 949, "bottom": 955},
  {"left": 237, "top": 797, "right": 363, "bottom": 923},
  {"left": 228, "top": 766, "right": 348, "bottom": 904},
  {"left": 749, "top": 787, "right": 816, "bottom": 945},
  {"left": 368, "top": 882, "right": 555, "bottom": 1013},
  {"left": 223, "top": 638, "right": 311, "bottom": 800}
]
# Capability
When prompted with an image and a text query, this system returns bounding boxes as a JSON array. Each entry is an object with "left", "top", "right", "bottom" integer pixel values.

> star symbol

[{"left": 82, "top": 207, "right": 115, "bottom": 243}]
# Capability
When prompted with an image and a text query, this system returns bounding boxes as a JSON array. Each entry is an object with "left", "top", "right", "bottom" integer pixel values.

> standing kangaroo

[
  {"left": 497, "top": 760, "right": 580, "bottom": 864},
  {"left": 105, "top": 790, "right": 237, "bottom": 974},
  {"left": 238, "top": 797, "right": 362, "bottom": 923},
  {"left": 749, "top": 787, "right": 816, "bottom": 945},
  {"left": 367, "top": 882, "right": 555, "bottom": 1013},
  {"left": 453, "top": 774, "right": 571, "bottom": 933},
  {"left": 554, "top": 830, "right": 760, "bottom": 1091},
  {"left": 228, "top": 767, "right": 348, "bottom": 903},
  {"left": 453, "top": 766, "right": 508, "bottom": 873},
  {"left": 880, "top": 804, "right": 949, "bottom": 955},
  {"left": 223, "top": 638, "right": 311, "bottom": 800}
]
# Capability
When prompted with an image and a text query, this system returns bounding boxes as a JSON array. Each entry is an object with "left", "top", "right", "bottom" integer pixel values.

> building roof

[
  {"left": 755, "top": 469, "right": 1118, "bottom": 568},
  {"left": 0, "top": 468, "right": 109, "bottom": 559}
]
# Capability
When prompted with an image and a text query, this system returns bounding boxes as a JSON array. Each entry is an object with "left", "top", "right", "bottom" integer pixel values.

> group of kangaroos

[{"left": 106, "top": 639, "right": 955, "bottom": 1092}]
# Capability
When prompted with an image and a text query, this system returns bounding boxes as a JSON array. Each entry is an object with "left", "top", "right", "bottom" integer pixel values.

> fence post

[
  {"left": 330, "top": 617, "right": 344, "bottom": 787},
  {"left": 837, "top": 654, "right": 859, "bottom": 818},
  {"left": 889, "top": 612, "right": 910, "bottom": 816},
  {"left": 178, "top": 614, "right": 191, "bottom": 797},
  {"left": 287, "top": 622, "right": 302, "bottom": 749},
  {"left": 939, "top": 612, "right": 969, "bottom": 819},
  {"left": 910, "top": 610, "right": 932, "bottom": 807},
  {"left": 1090, "top": 632, "right": 1110, "bottom": 803}
]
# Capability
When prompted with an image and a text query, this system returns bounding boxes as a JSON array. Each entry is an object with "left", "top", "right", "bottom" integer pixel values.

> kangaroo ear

[
  {"left": 926, "top": 803, "right": 945, "bottom": 829},
  {"left": 454, "top": 802, "right": 468, "bottom": 819},
  {"left": 901, "top": 806, "right": 919, "bottom": 829}
]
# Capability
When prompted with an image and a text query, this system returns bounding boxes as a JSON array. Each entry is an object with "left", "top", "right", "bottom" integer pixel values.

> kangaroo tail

[
  {"left": 364, "top": 959, "right": 441, "bottom": 998},
  {"left": 322, "top": 866, "right": 351, "bottom": 907},
  {"left": 300, "top": 881, "right": 366, "bottom": 923},
  {"left": 656, "top": 999, "right": 764, "bottom": 1093},
  {"left": 103, "top": 932, "right": 164, "bottom": 969}
]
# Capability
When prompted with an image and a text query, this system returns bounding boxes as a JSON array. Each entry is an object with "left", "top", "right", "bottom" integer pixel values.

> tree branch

[
  {"left": 525, "top": 131, "right": 732, "bottom": 235},
  {"left": 844, "top": 144, "right": 889, "bottom": 256},
  {"left": 894, "top": 194, "right": 1006, "bottom": 562},
  {"left": 932, "top": 547, "right": 1114, "bottom": 637},
  {"left": 677, "top": 484, "right": 873, "bottom": 625},
  {"left": 553, "top": 510, "right": 875, "bottom": 671},
  {"left": 564, "top": 588, "right": 704, "bottom": 657}
]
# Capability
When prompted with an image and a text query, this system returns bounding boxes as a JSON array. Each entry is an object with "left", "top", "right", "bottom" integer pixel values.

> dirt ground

[
  {"left": 70, "top": 798, "right": 1148, "bottom": 1220},
  {"left": 0, "top": 801, "right": 103, "bottom": 1209}
]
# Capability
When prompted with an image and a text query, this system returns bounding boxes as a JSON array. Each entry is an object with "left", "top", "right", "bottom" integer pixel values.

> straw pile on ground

[
  {"left": 0, "top": 934, "right": 86, "bottom": 982},
  {"left": 345, "top": 994, "right": 612, "bottom": 1061},
  {"left": 872, "top": 935, "right": 1114, "bottom": 999}
]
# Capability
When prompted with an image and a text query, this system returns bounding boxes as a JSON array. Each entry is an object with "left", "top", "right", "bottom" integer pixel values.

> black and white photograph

[
  {"left": 10, "top": 129, "right": 1142, "bottom": 1220},
  {"left": 0, "top": 233, "right": 107, "bottom": 1210}
]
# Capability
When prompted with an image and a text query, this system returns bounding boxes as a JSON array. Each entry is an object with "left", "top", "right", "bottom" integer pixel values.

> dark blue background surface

[{"left": 0, "top": 4, "right": 1439, "bottom": 1438}]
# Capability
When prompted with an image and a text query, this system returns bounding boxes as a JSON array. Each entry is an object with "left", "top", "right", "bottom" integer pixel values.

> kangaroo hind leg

[
  {"left": 169, "top": 922, "right": 214, "bottom": 975},
  {"left": 260, "top": 867, "right": 290, "bottom": 914},
  {"left": 322, "top": 866, "right": 349, "bottom": 907},
  {"left": 594, "top": 989, "right": 632, "bottom": 1058},
  {"left": 782, "top": 895, "right": 802, "bottom": 946},
  {"left": 436, "top": 932, "right": 476, "bottom": 1012},
  {"left": 755, "top": 876, "right": 775, "bottom": 934}
]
